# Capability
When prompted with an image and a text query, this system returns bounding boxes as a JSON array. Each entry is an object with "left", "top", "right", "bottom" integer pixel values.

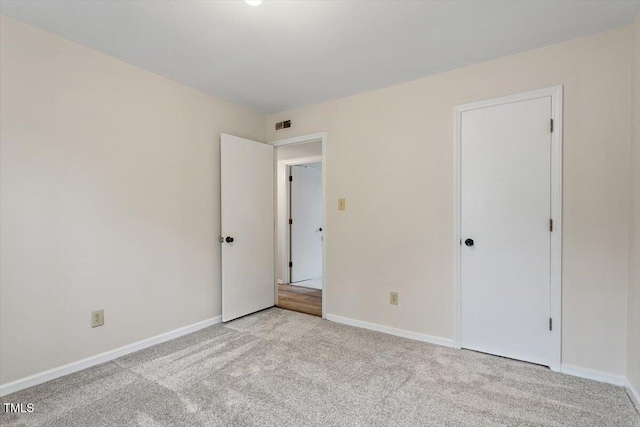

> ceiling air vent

[{"left": 275, "top": 120, "right": 292, "bottom": 131}]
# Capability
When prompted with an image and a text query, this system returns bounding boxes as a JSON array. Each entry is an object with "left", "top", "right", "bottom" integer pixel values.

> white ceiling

[{"left": 1, "top": 1, "right": 638, "bottom": 114}]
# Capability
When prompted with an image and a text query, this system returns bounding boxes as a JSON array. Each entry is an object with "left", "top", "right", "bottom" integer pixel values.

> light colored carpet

[{"left": 1, "top": 308, "right": 638, "bottom": 426}]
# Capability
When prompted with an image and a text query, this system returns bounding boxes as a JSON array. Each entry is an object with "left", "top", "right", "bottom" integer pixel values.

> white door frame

[
  {"left": 453, "top": 86, "right": 563, "bottom": 371},
  {"left": 270, "top": 132, "right": 327, "bottom": 318},
  {"left": 279, "top": 155, "right": 322, "bottom": 285}
]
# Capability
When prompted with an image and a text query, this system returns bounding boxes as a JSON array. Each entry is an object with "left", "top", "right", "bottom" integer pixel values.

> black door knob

[
  {"left": 319, "top": 227, "right": 323, "bottom": 231},
  {"left": 225, "top": 236, "right": 234, "bottom": 243},
  {"left": 465, "top": 238, "right": 474, "bottom": 247}
]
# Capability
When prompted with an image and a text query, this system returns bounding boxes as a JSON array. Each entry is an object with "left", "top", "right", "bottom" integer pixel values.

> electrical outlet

[
  {"left": 338, "top": 198, "right": 346, "bottom": 211},
  {"left": 390, "top": 292, "right": 399, "bottom": 305},
  {"left": 91, "top": 310, "right": 104, "bottom": 328}
]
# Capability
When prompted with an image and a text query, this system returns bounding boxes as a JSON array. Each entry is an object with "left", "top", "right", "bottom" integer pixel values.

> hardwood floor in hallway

[{"left": 276, "top": 283, "right": 322, "bottom": 317}]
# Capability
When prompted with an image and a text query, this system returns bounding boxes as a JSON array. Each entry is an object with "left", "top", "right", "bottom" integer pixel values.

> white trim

[
  {"left": 270, "top": 132, "right": 328, "bottom": 319},
  {"left": 326, "top": 313, "right": 454, "bottom": 348},
  {"left": 0, "top": 316, "right": 221, "bottom": 397},
  {"left": 326, "top": 313, "right": 632, "bottom": 391},
  {"left": 559, "top": 364, "right": 626, "bottom": 387},
  {"left": 549, "top": 86, "right": 563, "bottom": 373},
  {"left": 453, "top": 86, "right": 563, "bottom": 371},
  {"left": 626, "top": 379, "right": 640, "bottom": 411},
  {"left": 277, "top": 155, "right": 323, "bottom": 285}
]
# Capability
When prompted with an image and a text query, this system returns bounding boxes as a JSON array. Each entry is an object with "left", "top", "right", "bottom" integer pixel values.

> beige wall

[
  {"left": 0, "top": 16, "right": 265, "bottom": 384},
  {"left": 266, "top": 27, "right": 632, "bottom": 376},
  {"left": 628, "top": 12, "right": 640, "bottom": 398}
]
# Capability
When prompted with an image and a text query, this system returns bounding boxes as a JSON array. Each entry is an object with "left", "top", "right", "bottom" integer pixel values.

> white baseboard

[
  {"left": 626, "top": 379, "right": 640, "bottom": 411},
  {"left": 326, "top": 315, "right": 633, "bottom": 390},
  {"left": 326, "top": 313, "right": 454, "bottom": 348},
  {"left": 560, "top": 364, "right": 626, "bottom": 387},
  {"left": 0, "top": 316, "right": 222, "bottom": 397},
  {"left": 2, "top": 312, "right": 636, "bottom": 409}
]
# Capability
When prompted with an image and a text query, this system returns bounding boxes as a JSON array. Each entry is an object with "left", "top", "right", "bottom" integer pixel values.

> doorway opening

[
  {"left": 220, "top": 132, "right": 326, "bottom": 322},
  {"left": 272, "top": 135, "right": 326, "bottom": 317}
]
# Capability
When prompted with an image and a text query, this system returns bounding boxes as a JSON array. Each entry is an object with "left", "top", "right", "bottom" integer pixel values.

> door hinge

[
  {"left": 289, "top": 261, "right": 293, "bottom": 268},
  {"left": 550, "top": 118, "right": 554, "bottom": 133},
  {"left": 289, "top": 175, "right": 293, "bottom": 182},
  {"left": 289, "top": 218, "right": 293, "bottom": 225},
  {"left": 549, "top": 218, "right": 553, "bottom": 232},
  {"left": 549, "top": 318, "right": 553, "bottom": 331}
]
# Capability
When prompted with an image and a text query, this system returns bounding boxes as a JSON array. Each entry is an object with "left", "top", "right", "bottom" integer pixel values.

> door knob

[
  {"left": 225, "top": 236, "right": 234, "bottom": 243},
  {"left": 318, "top": 227, "right": 323, "bottom": 232},
  {"left": 464, "top": 238, "right": 474, "bottom": 247}
]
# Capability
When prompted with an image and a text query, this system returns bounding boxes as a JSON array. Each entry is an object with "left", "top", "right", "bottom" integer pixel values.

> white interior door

[
  {"left": 290, "top": 164, "right": 323, "bottom": 283},
  {"left": 221, "top": 134, "right": 274, "bottom": 322},
  {"left": 460, "top": 97, "right": 552, "bottom": 366}
]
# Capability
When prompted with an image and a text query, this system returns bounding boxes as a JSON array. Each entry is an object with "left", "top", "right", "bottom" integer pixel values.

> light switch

[{"left": 338, "top": 198, "right": 346, "bottom": 211}]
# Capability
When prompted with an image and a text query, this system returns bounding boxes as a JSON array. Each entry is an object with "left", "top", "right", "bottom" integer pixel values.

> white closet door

[{"left": 460, "top": 97, "right": 552, "bottom": 366}]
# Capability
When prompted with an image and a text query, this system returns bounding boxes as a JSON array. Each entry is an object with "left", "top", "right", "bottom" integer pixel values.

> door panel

[
  {"left": 460, "top": 97, "right": 551, "bottom": 366},
  {"left": 221, "top": 134, "right": 274, "bottom": 322},
  {"left": 290, "top": 165, "right": 323, "bottom": 283}
]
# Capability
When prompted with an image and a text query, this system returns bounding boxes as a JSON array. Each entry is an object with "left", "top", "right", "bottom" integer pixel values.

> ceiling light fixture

[{"left": 245, "top": 0, "right": 262, "bottom": 5}]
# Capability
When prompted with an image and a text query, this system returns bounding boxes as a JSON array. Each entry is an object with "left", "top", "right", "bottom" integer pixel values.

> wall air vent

[{"left": 275, "top": 120, "right": 292, "bottom": 131}]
